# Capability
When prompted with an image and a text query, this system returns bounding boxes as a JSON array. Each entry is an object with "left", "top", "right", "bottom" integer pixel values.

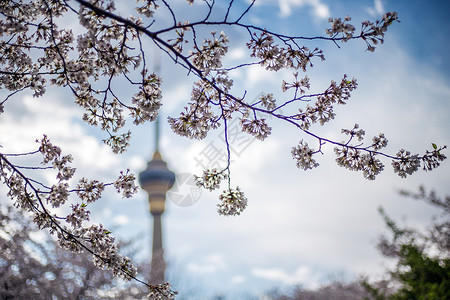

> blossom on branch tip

[
  {"left": 341, "top": 123, "right": 365, "bottom": 142},
  {"left": 421, "top": 145, "right": 447, "bottom": 172},
  {"left": 391, "top": 149, "right": 420, "bottom": 178},
  {"left": 114, "top": 170, "right": 138, "bottom": 198},
  {"left": 38, "top": 135, "right": 61, "bottom": 164},
  {"left": 76, "top": 178, "right": 105, "bottom": 203},
  {"left": 372, "top": 133, "right": 388, "bottom": 150}
]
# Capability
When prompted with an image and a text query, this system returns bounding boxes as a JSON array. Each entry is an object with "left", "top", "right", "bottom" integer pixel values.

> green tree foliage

[
  {"left": 368, "top": 187, "right": 450, "bottom": 300},
  {"left": 391, "top": 244, "right": 450, "bottom": 299}
]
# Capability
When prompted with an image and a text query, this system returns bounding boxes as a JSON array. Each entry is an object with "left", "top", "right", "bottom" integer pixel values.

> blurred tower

[{"left": 138, "top": 117, "right": 175, "bottom": 284}]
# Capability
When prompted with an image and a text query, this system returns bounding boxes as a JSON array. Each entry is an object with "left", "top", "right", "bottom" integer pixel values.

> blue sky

[{"left": 1, "top": 0, "right": 450, "bottom": 299}]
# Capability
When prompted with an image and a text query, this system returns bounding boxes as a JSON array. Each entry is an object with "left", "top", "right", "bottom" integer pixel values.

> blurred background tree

[
  {"left": 0, "top": 201, "right": 150, "bottom": 299},
  {"left": 266, "top": 186, "right": 449, "bottom": 300}
]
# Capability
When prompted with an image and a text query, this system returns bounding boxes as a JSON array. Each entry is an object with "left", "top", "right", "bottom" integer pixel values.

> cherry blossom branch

[{"left": 0, "top": 138, "right": 177, "bottom": 298}]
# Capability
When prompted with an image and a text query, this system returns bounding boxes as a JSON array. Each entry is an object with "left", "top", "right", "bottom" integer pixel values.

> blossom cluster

[
  {"left": 195, "top": 170, "right": 249, "bottom": 216},
  {"left": 38, "top": 135, "right": 75, "bottom": 208},
  {"left": 168, "top": 79, "right": 224, "bottom": 140},
  {"left": 147, "top": 282, "right": 178, "bottom": 300},
  {"left": 341, "top": 123, "right": 366, "bottom": 142},
  {"left": 333, "top": 125, "right": 389, "bottom": 179},
  {"left": 334, "top": 146, "right": 384, "bottom": 180},
  {"left": 421, "top": 146, "right": 447, "bottom": 171},
  {"left": 326, "top": 12, "right": 399, "bottom": 51},
  {"left": 258, "top": 93, "right": 277, "bottom": 111},
  {"left": 247, "top": 31, "right": 325, "bottom": 72},
  {"left": 291, "top": 140, "right": 320, "bottom": 171},
  {"left": 282, "top": 73, "right": 311, "bottom": 97},
  {"left": 294, "top": 75, "right": 358, "bottom": 130},
  {"left": 195, "top": 169, "right": 228, "bottom": 191},
  {"left": 325, "top": 15, "right": 356, "bottom": 41},
  {"left": 131, "top": 73, "right": 163, "bottom": 125},
  {"left": 135, "top": 0, "right": 159, "bottom": 18},
  {"left": 372, "top": 133, "right": 388, "bottom": 150},
  {"left": 360, "top": 12, "right": 399, "bottom": 52},
  {"left": 192, "top": 31, "right": 229, "bottom": 75},
  {"left": 391, "top": 145, "right": 447, "bottom": 178},
  {"left": 76, "top": 178, "right": 105, "bottom": 204},
  {"left": 114, "top": 169, "right": 139, "bottom": 198},
  {"left": 217, "top": 187, "right": 248, "bottom": 216},
  {"left": 391, "top": 149, "right": 420, "bottom": 178},
  {"left": 240, "top": 118, "right": 272, "bottom": 141}
]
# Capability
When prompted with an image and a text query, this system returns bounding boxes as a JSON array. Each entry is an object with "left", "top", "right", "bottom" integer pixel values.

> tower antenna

[{"left": 154, "top": 47, "right": 161, "bottom": 153}]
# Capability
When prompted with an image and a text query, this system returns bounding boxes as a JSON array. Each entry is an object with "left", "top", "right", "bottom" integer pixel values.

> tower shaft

[{"left": 150, "top": 212, "right": 165, "bottom": 284}]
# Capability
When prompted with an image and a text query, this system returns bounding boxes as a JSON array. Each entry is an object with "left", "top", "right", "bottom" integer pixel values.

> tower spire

[
  {"left": 154, "top": 48, "right": 161, "bottom": 154},
  {"left": 154, "top": 116, "right": 160, "bottom": 154}
]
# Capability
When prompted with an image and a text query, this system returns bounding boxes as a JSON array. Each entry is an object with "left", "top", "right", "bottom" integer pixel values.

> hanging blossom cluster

[
  {"left": 0, "top": 136, "right": 145, "bottom": 285},
  {"left": 217, "top": 187, "right": 248, "bottom": 216},
  {"left": 194, "top": 169, "right": 247, "bottom": 216}
]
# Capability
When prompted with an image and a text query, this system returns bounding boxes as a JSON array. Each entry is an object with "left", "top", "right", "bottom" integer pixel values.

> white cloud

[
  {"left": 278, "top": 0, "right": 330, "bottom": 19},
  {"left": 248, "top": 0, "right": 330, "bottom": 19},
  {"left": 252, "top": 265, "right": 319, "bottom": 287},
  {"left": 228, "top": 47, "right": 247, "bottom": 61},
  {"left": 231, "top": 275, "right": 247, "bottom": 284},
  {"left": 244, "top": 64, "right": 288, "bottom": 87},
  {"left": 161, "top": 82, "right": 192, "bottom": 114},
  {"left": 0, "top": 94, "right": 120, "bottom": 173},
  {"left": 187, "top": 253, "right": 228, "bottom": 274},
  {"left": 367, "top": 0, "right": 385, "bottom": 16},
  {"left": 112, "top": 214, "right": 130, "bottom": 226}
]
